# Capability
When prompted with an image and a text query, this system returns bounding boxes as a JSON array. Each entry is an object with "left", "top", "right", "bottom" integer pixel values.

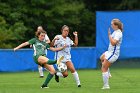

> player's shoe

[
  {"left": 41, "top": 84, "right": 49, "bottom": 88},
  {"left": 57, "top": 56, "right": 64, "bottom": 65},
  {"left": 109, "top": 74, "right": 112, "bottom": 78},
  {"left": 55, "top": 73, "right": 59, "bottom": 82},
  {"left": 101, "top": 85, "right": 110, "bottom": 89},
  {"left": 78, "top": 85, "right": 81, "bottom": 87},
  {"left": 39, "top": 76, "right": 44, "bottom": 78}
]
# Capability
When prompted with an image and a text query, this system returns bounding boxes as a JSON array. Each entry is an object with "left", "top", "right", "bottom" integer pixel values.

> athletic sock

[
  {"left": 56, "top": 72, "right": 64, "bottom": 77},
  {"left": 102, "top": 72, "right": 109, "bottom": 87},
  {"left": 108, "top": 68, "right": 112, "bottom": 77},
  {"left": 43, "top": 73, "right": 54, "bottom": 86},
  {"left": 38, "top": 66, "right": 44, "bottom": 76},
  {"left": 47, "top": 60, "right": 57, "bottom": 65},
  {"left": 72, "top": 71, "right": 81, "bottom": 86}
]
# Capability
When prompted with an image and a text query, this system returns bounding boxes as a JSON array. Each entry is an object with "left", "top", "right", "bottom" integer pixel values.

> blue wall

[
  {"left": 0, "top": 47, "right": 96, "bottom": 72},
  {"left": 96, "top": 11, "right": 140, "bottom": 59}
]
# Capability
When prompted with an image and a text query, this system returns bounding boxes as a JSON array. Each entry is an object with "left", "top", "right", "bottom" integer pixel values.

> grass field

[{"left": 0, "top": 68, "right": 140, "bottom": 93}]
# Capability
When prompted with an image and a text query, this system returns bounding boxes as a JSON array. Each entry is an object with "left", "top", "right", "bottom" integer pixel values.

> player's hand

[
  {"left": 54, "top": 36, "right": 59, "bottom": 40},
  {"left": 63, "top": 44, "right": 67, "bottom": 48},
  {"left": 73, "top": 31, "right": 78, "bottom": 36},
  {"left": 30, "top": 45, "right": 32, "bottom": 48},
  {"left": 108, "top": 28, "right": 111, "bottom": 36},
  {"left": 13, "top": 48, "right": 17, "bottom": 51}
]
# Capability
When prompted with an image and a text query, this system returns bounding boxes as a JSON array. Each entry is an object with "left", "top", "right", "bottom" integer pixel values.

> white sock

[
  {"left": 56, "top": 72, "right": 64, "bottom": 77},
  {"left": 108, "top": 68, "right": 112, "bottom": 77},
  {"left": 38, "top": 67, "right": 44, "bottom": 76},
  {"left": 102, "top": 72, "right": 109, "bottom": 87},
  {"left": 72, "top": 71, "right": 81, "bottom": 86}
]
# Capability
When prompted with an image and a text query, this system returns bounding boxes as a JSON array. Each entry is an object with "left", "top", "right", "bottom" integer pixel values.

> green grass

[{"left": 0, "top": 68, "right": 140, "bottom": 93}]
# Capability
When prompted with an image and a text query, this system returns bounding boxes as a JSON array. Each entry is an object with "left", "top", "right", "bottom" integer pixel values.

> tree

[{"left": 0, "top": 0, "right": 95, "bottom": 48}]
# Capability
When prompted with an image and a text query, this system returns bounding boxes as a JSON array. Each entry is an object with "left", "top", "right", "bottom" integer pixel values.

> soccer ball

[{"left": 57, "top": 63, "right": 67, "bottom": 72}]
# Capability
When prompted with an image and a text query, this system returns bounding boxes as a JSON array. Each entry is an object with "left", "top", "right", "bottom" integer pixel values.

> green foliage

[
  {"left": 1, "top": 0, "right": 140, "bottom": 48},
  {"left": 0, "top": 0, "right": 95, "bottom": 48}
]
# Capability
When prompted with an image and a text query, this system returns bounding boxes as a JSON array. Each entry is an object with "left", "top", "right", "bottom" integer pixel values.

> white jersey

[
  {"left": 108, "top": 29, "right": 122, "bottom": 56},
  {"left": 105, "top": 29, "right": 123, "bottom": 63},
  {"left": 43, "top": 34, "right": 50, "bottom": 42},
  {"left": 54, "top": 35, "right": 74, "bottom": 63},
  {"left": 44, "top": 34, "right": 50, "bottom": 56}
]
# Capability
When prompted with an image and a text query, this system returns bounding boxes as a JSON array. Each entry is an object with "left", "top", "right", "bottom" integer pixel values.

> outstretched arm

[
  {"left": 73, "top": 31, "right": 78, "bottom": 47},
  {"left": 49, "top": 44, "right": 66, "bottom": 52},
  {"left": 14, "top": 42, "right": 30, "bottom": 51},
  {"left": 45, "top": 34, "right": 51, "bottom": 44}
]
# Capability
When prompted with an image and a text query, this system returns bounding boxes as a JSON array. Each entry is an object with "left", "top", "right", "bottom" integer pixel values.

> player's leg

[
  {"left": 102, "top": 52, "right": 112, "bottom": 78},
  {"left": 38, "top": 56, "right": 56, "bottom": 64},
  {"left": 38, "top": 65, "right": 44, "bottom": 78},
  {"left": 108, "top": 68, "right": 112, "bottom": 78},
  {"left": 41, "top": 64, "right": 56, "bottom": 88},
  {"left": 55, "top": 70, "right": 68, "bottom": 82},
  {"left": 100, "top": 53, "right": 105, "bottom": 63},
  {"left": 38, "top": 56, "right": 63, "bottom": 65},
  {"left": 101, "top": 59, "right": 111, "bottom": 89},
  {"left": 56, "top": 71, "right": 68, "bottom": 77},
  {"left": 66, "top": 61, "right": 81, "bottom": 87}
]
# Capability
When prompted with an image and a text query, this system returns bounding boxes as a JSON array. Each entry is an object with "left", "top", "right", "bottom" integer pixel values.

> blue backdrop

[
  {"left": 96, "top": 11, "right": 140, "bottom": 59},
  {"left": 0, "top": 47, "right": 96, "bottom": 72}
]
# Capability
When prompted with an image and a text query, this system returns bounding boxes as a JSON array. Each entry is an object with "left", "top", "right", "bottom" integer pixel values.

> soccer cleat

[
  {"left": 101, "top": 86, "right": 110, "bottom": 89},
  {"left": 55, "top": 73, "right": 59, "bottom": 82},
  {"left": 78, "top": 85, "right": 81, "bottom": 87},
  {"left": 57, "top": 56, "right": 64, "bottom": 65},
  {"left": 109, "top": 75, "right": 112, "bottom": 78},
  {"left": 39, "top": 76, "right": 44, "bottom": 78},
  {"left": 41, "top": 84, "right": 49, "bottom": 89}
]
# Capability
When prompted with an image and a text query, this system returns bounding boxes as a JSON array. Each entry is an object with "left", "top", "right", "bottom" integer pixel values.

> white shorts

[
  {"left": 57, "top": 55, "right": 72, "bottom": 63},
  {"left": 104, "top": 51, "right": 119, "bottom": 63}
]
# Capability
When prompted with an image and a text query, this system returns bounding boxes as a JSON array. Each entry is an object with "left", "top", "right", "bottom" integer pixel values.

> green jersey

[{"left": 28, "top": 38, "right": 50, "bottom": 57}]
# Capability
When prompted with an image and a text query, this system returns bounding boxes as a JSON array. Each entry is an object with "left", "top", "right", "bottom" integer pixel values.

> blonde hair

[
  {"left": 37, "top": 26, "right": 43, "bottom": 31},
  {"left": 112, "top": 19, "right": 123, "bottom": 31},
  {"left": 61, "top": 25, "right": 69, "bottom": 31}
]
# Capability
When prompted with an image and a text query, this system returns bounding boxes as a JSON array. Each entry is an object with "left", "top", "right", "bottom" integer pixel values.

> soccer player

[
  {"left": 51, "top": 25, "right": 81, "bottom": 87},
  {"left": 36, "top": 26, "right": 50, "bottom": 78},
  {"left": 14, "top": 30, "right": 65, "bottom": 88},
  {"left": 100, "top": 19, "right": 123, "bottom": 89}
]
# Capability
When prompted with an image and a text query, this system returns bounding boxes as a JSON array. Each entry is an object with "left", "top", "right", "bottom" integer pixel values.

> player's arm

[
  {"left": 108, "top": 28, "right": 118, "bottom": 46},
  {"left": 46, "top": 40, "right": 51, "bottom": 44},
  {"left": 73, "top": 31, "right": 78, "bottom": 47},
  {"left": 50, "top": 36, "right": 59, "bottom": 47},
  {"left": 49, "top": 44, "right": 66, "bottom": 52},
  {"left": 45, "top": 34, "right": 51, "bottom": 44},
  {"left": 14, "top": 42, "right": 29, "bottom": 51}
]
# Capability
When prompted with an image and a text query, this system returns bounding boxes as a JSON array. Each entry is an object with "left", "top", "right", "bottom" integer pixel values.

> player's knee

[
  {"left": 49, "top": 69, "right": 56, "bottom": 75},
  {"left": 63, "top": 73, "right": 68, "bottom": 78},
  {"left": 101, "top": 64, "right": 108, "bottom": 72}
]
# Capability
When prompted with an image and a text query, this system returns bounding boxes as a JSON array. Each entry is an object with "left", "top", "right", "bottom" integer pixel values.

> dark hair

[
  {"left": 112, "top": 19, "right": 123, "bottom": 31},
  {"left": 35, "top": 30, "right": 46, "bottom": 38}
]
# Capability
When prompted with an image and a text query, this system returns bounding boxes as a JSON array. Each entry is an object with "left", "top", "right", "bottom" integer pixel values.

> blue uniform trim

[
  {"left": 55, "top": 51, "right": 58, "bottom": 60},
  {"left": 107, "top": 45, "right": 116, "bottom": 60}
]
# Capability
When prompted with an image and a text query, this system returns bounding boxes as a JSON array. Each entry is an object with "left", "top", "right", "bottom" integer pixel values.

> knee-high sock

[
  {"left": 102, "top": 72, "right": 109, "bottom": 87},
  {"left": 108, "top": 68, "right": 111, "bottom": 77},
  {"left": 43, "top": 73, "right": 54, "bottom": 86},
  {"left": 72, "top": 71, "right": 81, "bottom": 86},
  {"left": 47, "top": 60, "right": 57, "bottom": 65},
  {"left": 38, "top": 66, "right": 44, "bottom": 76},
  {"left": 56, "top": 72, "right": 64, "bottom": 77}
]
